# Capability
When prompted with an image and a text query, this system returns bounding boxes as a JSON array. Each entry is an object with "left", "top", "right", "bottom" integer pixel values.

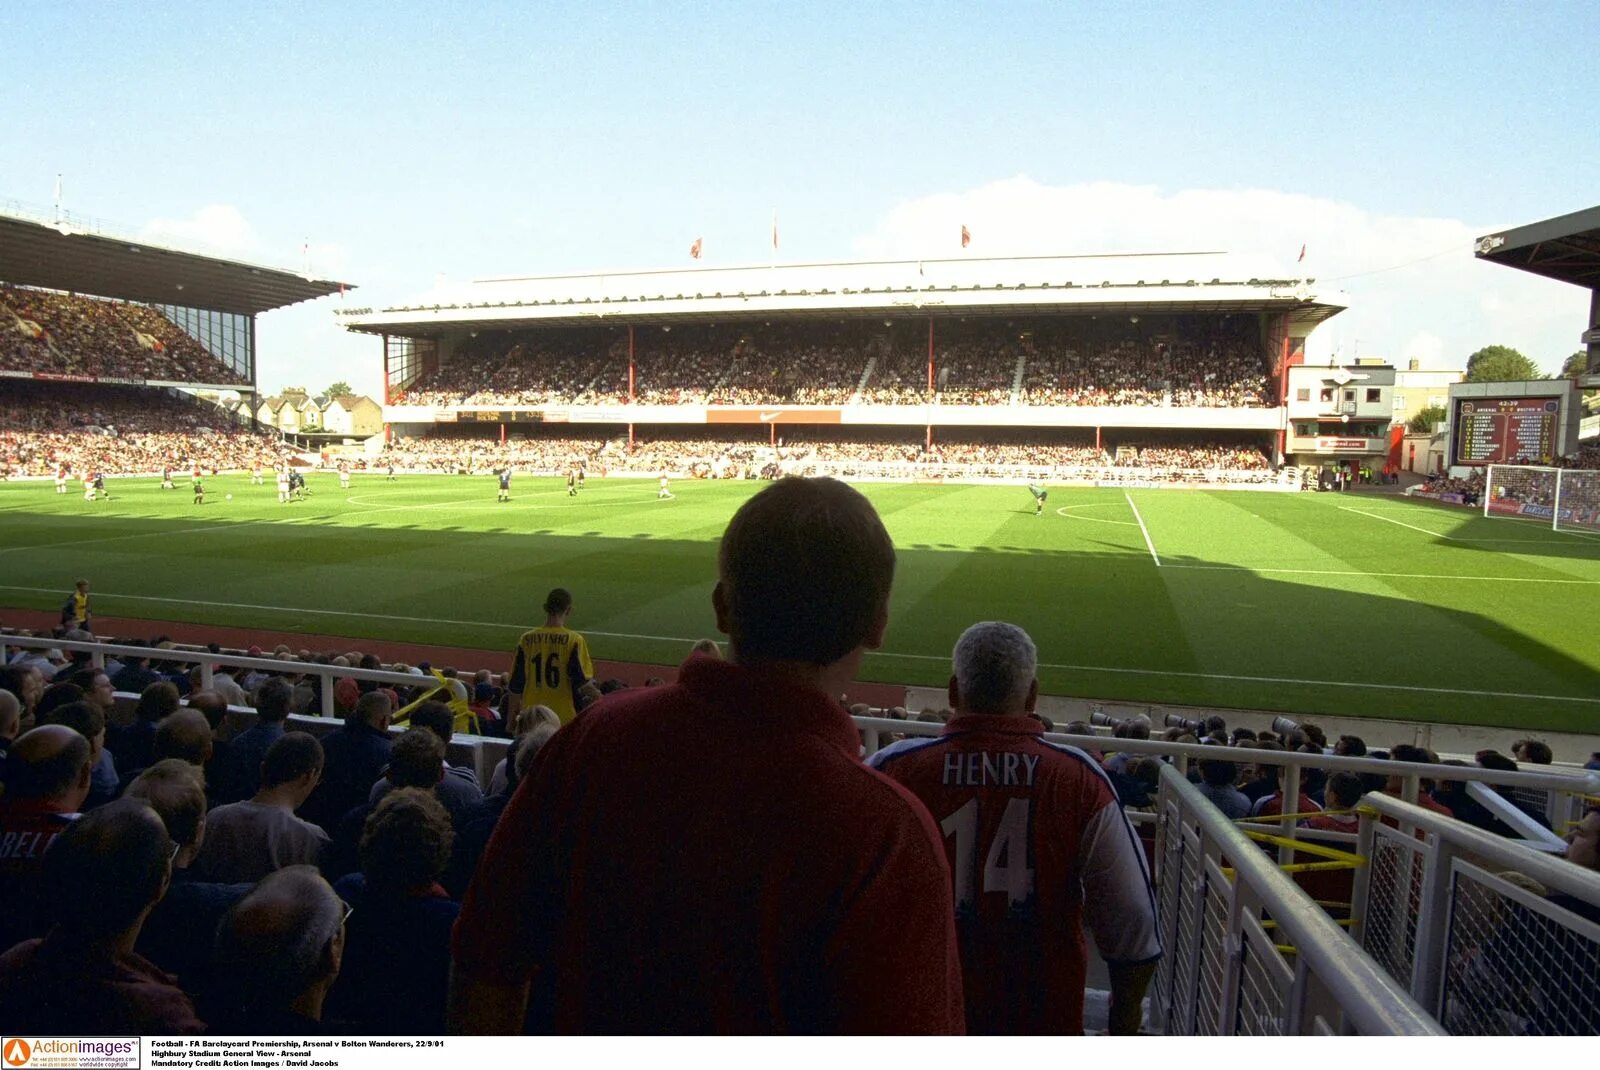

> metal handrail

[
  {"left": 1160, "top": 765, "right": 1443, "bottom": 1035},
  {"left": 0, "top": 633, "right": 448, "bottom": 719},
  {"left": 856, "top": 716, "right": 1600, "bottom": 794},
  {"left": 1360, "top": 792, "right": 1600, "bottom": 904}
]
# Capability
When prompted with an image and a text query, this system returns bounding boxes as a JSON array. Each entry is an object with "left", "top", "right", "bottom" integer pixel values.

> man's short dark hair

[
  {"left": 409, "top": 701, "right": 454, "bottom": 745},
  {"left": 5, "top": 727, "right": 91, "bottom": 800},
  {"left": 387, "top": 727, "right": 445, "bottom": 789},
  {"left": 260, "top": 732, "right": 323, "bottom": 788},
  {"left": 1324, "top": 771, "right": 1364, "bottom": 809},
  {"left": 1199, "top": 759, "right": 1238, "bottom": 787},
  {"left": 36, "top": 683, "right": 85, "bottom": 722},
  {"left": 360, "top": 788, "right": 453, "bottom": 892},
  {"left": 717, "top": 477, "right": 895, "bottom": 666},
  {"left": 155, "top": 710, "right": 212, "bottom": 766},
  {"left": 1336, "top": 734, "right": 1367, "bottom": 757},
  {"left": 353, "top": 690, "right": 392, "bottom": 729},
  {"left": 543, "top": 588, "right": 573, "bottom": 616},
  {"left": 39, "top": 698, "right": 104, "bottom": 741},
  {"left": 1476, "top": 750, "right": 1518, "bottom": 773},
  {"left": 254, "top": 677, "right": 294, "bottom": 724},
  {"left": 1517, "top": 740, "right": 1553, "bottom": 765},
  {"left": 136, "top": 681, "right": 182, "bottom": 724},
  {"left": 44, "top": 800, "right": 171, "bottom": 936}
]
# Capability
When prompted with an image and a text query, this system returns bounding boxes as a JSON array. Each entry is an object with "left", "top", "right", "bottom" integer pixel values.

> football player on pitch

[{"left": 1028, "top": 482, "right": 1048, "bottom": 517}]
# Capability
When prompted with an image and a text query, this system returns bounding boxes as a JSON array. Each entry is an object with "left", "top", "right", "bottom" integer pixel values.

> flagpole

[{"left": 53, "top": 174, "right": 63, "bottom": 226}]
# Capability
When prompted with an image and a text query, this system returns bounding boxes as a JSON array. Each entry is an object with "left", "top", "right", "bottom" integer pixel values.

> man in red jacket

[{"left": 449, "top": 477, "right": 963, "bottom": 1034}]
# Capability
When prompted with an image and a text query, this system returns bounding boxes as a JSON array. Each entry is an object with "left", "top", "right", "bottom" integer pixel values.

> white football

[{"left": 225, "top": 494, "right": 233, "bottom": 500}]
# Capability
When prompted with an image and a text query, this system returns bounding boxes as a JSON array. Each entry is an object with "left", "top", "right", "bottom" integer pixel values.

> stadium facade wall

[{"left": 383, "top": 401, "right": 1287, "bottom": 430}]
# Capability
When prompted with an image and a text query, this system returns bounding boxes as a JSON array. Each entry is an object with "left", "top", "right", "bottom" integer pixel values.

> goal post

[{"left": 1483, "top": 463, "right": 1600, "bottom": 533}]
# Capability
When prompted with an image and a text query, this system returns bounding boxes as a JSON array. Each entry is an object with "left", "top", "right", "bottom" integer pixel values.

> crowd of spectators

[
  {"left": 1, "top": 284, "right": 245, "bottom": 385},
  {"left": 1115, "top": 443, "right": 1271, "bottom": 471},
  {"left": 386, "top": 318, "right": 1272, "bottom": 409},
  {"left": 380, "top": 428, "right": 1277, "bottom": 481},
  {"left": 1017, "top": 322, "right": 1268, "bottom": 407},
  {"left": 379, "top": 430, "right": 605, "bottom": 475},
  {"left": 0, "top": 381, "right": 286, "bottom": 479},
  {"left": 0, "top": 627, "right": 569, "bottom": 1033}
]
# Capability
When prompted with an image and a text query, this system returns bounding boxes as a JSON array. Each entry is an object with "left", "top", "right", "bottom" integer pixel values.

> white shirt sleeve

[{"left": 1077, "top": 801, "right": 1163, "bottom": 964}]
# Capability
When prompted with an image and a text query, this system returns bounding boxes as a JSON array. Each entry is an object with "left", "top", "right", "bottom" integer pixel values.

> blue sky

[{"left": 4, "top": 1, "right": 1596, "bottom": 393}]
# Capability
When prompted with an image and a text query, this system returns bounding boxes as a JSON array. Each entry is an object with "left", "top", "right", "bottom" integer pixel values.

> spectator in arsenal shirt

[
  {"left": 449, "top": 476, "right": 963, "bottom": 1034},
  {"left": 0, "top": 725, "right": 94, "bottom": 949},
  {"left": 869, "top": 621, "right": 1160, "bottom": 1034},
  {"left": 0, "top": 799, "right": 204, "bottom": 1034}
]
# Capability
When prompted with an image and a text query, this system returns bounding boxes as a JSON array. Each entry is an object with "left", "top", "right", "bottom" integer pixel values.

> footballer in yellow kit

[{"left": 507, "top": 587, "right": 594, "bottom": 724}]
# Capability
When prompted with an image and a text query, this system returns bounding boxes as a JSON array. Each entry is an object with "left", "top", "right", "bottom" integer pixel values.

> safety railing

[
  {"left": 857, "top": 716, "right": 1599, "bottom": 855},
  {"left": 1, "top": 633, "right": 515, "bottom": 782},
  {"left": 1149, "top": 764, "right": 1441, "bottom": 1035},
  {"left": 1353, "top": 794, "right": 1600, "bottom": 1034}
]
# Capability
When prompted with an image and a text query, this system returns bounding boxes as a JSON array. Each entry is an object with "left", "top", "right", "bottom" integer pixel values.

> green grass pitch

[{"left": 1, "top": 472, "right": 1596, "bottom": 733}]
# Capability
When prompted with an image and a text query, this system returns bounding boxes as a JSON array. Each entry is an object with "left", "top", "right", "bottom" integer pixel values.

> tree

[
  {"left": 1407, "top": 404, "right": 1448, "bottom": 434},
  {"left": 324, "top": 381, "right": 354, "bottom": 398},
  {"left": 1560, "top": 350, "right": 1590, "bottom": 378},
  {"left": 1464, "top": 345, "right": 1542, "bottom": 383}
]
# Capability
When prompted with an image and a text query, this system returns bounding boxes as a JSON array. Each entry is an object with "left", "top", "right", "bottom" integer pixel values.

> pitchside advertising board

[{"left": 1452, "top": 396, "right": 1560, "bottom": 466}]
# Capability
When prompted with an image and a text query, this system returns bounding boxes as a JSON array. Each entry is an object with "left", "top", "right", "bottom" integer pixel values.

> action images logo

[{"left": 2, "top": 1038, "right": 140, "bottom": 1070}]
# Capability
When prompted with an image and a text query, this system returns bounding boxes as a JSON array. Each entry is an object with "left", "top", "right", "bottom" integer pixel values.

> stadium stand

[
  {"left": 0, "top": 381, "right": 286, "bottom": 478},
  {"left": 385, "top": 314, "right": 1275, "bottom": 409},
  {"left": 1, "top": 284, "right": 247, "bottom": 384}
]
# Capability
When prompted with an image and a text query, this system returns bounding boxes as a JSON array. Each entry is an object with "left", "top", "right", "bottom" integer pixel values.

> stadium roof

[
  {"left": 1474, "top": 205, "right": 1600, "bottom": 289},
  {"left": 0, "top": 208, "right": 351, "bottom": 314},
  {"left": 339, "top": 251, "right": 1346, "bottom": 336}
]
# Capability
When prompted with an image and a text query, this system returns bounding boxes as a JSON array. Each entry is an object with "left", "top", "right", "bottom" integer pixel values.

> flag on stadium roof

[
  {"left": 1298, "top": 244, "right": 1306, "bottom": 263},
  {"left": 961, "top": 224, "right": 971, "bottom": 248},
  {"left": 771, "top": 212, "right": 779, "bottom": 251},
  {"left": 690, "top": 237, "right": 703, "bottom": 260}
]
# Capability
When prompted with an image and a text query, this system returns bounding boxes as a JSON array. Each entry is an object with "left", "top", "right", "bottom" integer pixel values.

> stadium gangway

[
  {"left": 1149, "top": 763, "right": 1442, "bottom": 1035},
  {"left": 1352, "top": 793, "right": 1600, "bottom": 1034},
  {"left": 857, "top": 716, "right": 1600, "bottom": 861}
]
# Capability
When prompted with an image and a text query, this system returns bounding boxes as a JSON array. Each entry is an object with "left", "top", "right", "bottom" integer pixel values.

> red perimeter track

[{"left": 1, "top": 609, "right": 910, "bottom": 709}]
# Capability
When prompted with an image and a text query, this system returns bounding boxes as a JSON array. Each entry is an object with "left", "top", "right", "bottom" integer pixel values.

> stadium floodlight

[{"left": 1484, "top": 464, "right": 1600, "bottom": 534}]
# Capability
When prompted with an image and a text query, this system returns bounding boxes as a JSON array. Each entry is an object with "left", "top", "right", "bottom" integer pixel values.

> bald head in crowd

[
  {"left": 353, "top": 691, "right": 393, "bottom": 731},
  {"left": 155, "top": 709, "right": 214, "bottom": 767},
  {"left": 0, "top": 689, "right": 21, "bottom": 744},
  {"left": 214, "top": 866, "right": 345, "bottom": 1021},
  {"left": 43, "top": 800, "right": 173, "bottom": 938},
  {"left": 5, "top": 725, "right": 93, "bottom": 809}
]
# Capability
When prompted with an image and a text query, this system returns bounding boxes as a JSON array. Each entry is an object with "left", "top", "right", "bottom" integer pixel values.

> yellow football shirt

[{"left": 509, "top": 625, "right": 595, "bottom": 724}]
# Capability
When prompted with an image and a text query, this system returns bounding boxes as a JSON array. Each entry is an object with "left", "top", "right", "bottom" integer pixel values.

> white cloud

[
  {"left": 140, "top": 204, "right": 259, "bottom": 255},
  {"left": 853, "top": 178, "right": 1588, "bottom": 374}
]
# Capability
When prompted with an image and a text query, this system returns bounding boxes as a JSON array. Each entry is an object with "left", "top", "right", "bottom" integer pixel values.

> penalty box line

[{"left": 0, "top": 585, "right": 1594, "bottom": 709}]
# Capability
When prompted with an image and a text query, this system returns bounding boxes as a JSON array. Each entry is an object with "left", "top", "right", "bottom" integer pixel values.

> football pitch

[{"left": 1, "top": 473, "right": 1597, "bottom": 733}]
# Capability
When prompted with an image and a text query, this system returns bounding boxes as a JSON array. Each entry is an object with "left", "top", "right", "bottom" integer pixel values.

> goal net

[{"left": 1484, "top": 464, "right": 1600, "bottom": 533}]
